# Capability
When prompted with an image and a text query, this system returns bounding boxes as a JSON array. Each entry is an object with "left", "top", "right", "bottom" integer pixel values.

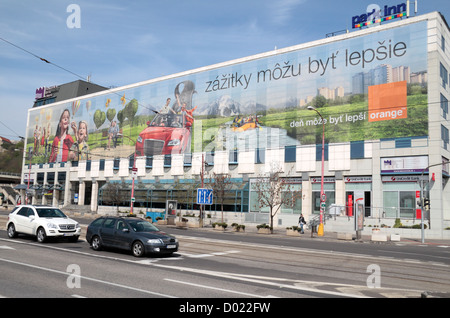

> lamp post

[{"left": 307, "top": 106, "right": 325, "bottom": 236}]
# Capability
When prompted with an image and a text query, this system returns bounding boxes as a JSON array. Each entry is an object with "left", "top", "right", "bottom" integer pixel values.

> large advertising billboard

[{"left": 26, "top": 21, "right": 428, "bottom": 164}]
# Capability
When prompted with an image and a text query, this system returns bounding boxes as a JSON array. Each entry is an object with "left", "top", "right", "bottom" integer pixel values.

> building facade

[{"left": 20, "top": 12, "right": 450, "bottom": 238}]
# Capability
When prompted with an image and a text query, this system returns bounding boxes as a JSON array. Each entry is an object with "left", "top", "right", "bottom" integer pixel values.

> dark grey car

[{"left": 86, "top": 216, "right": 178, "bottom": 257}]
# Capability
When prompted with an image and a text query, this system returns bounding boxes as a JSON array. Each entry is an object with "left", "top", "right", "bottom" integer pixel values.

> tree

[
  {"left": 209, "top": 172, "right": 233, "bottom": 222},
  {"left": 252, "top": 166, "right": 301, "bottom": 233},
  {"left": 101, "top": 183, "right": 127, "bottom": 211},
  {"left": 124, "top": 99, "right": 139, "bottom": 126}
]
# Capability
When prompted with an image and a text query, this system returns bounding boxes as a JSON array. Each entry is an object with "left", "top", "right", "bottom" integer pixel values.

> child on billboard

[{"left": 49, "top": 109, "right": 74, "bottom": 163}]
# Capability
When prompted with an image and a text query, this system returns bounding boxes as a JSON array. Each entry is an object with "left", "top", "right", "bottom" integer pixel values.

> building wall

[{"left": 21, "top": 13, "right": 450, "bottom": 238}]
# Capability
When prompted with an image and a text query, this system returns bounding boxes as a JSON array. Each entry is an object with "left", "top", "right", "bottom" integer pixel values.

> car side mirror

[
  {"left": 122, "top": 228, "right": 129, "bottom": 233},
  {"left": 29, "top": 215, "right": 35, "bottom": 220}
]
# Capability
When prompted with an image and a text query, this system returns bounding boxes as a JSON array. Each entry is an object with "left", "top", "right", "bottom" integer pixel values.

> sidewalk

[
  {"left": 164, "top": 222, "right": 450, "bottom": 247},
  {"left": 1, "top": 212, "right": 449, "bottom": 247}
]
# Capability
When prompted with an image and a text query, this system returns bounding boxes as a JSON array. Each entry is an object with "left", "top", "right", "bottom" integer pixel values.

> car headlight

[
  {"left": 47, "top": 223, "right": 58, "bottom": 229},
  {"left": 167, "top": 139, "right": 180, "bottom": 146},
  {"left": 137, "top": 136, "right": 143, "bottom": 143},
  {"left": 147, "top": 239, "right": 163, "bottom": 244},
  {"left": 76, "top": 223, "right": 80, "bottom": 229}
]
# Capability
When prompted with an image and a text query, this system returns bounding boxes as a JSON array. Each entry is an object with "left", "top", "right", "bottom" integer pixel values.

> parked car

[
  {"left": 86, "top": 216, "right": 179, "bottom": 257},
  {"left": 6, "top": 205, "right": 81, "bottom": 243}
]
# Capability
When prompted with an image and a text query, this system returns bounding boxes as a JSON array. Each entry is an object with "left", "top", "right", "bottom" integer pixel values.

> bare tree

[
  {"left": 209, "top": 172, "right": 233, "bottom": 222},
  {"left": 102, "top": 182, "right": 127, "bottom": 212},
  {"left": 252, "top": 166, "right": 301, "bottom": 233}
]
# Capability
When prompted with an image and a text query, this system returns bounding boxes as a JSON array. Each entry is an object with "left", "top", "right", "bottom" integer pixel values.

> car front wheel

[
  {"left": 7, "top": 223, "right": 18, "bottom": 238},
  {"left": 36, "top": 227, "right": 47, "bottom": 243},
  {"left": 132, "top": 241, "right": 145, "bottom": 257}
]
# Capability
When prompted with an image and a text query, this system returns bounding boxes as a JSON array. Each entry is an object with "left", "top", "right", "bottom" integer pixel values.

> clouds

[
  {"left": 1, "top": 0, "right": 449, "bottom": 141},
  {"left": 268, "top": 0, "right": 306, "bottom": 25}
]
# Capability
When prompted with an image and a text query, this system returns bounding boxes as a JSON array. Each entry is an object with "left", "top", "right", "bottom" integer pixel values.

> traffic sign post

[{"left": 197, "top": 188, "right": 213, "bottom": 205}]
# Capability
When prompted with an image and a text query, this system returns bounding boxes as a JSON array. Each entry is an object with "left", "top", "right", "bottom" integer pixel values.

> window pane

[
  {"left": 399, "top": 191, "right": 415, "bottom": 218},
  {"left": 383, "top": 191, "right": 398, "bottom": 218}
]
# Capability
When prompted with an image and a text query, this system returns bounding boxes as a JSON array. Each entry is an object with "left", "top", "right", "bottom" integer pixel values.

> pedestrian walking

[{"left": 298, "top": 214, "right": 306, "bottom": 234}]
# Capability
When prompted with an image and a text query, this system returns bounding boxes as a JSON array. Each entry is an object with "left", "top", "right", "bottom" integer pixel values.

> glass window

[
  {"left": 399, "top": 191, "right": 415, "bottom": 218},
  {"left": 99, "top": 159, "right": 105, "bottom": 171},
  {"left": 164, "top": 155, "right": 171, "bottom": 167},
  {"left": 17, "top": 207, "right": 28, "bottom": 217},
  {"left": 284, "top": 146, "right": 296, "bottom": 162},
  {"left": 350, "top": 141, "right": 364, "bottom": 159},
  {"left": 229, "top": 150, "right": 238, "bottom": 164},
  {"left": 440, "top": 63, "right": 448, "bottom": 89},
  {"left": 146, "top": 156, "right": 153, "bottom": 168},
  {"left": 281, "top": 183, "right": 302, "bottom": 214},
  {"left": 316, "top": 143, "right": 329, "bottom": 161},
  {"left": 312, "top": 182, "right": 335, "bottom": 214},
  {"left": 395, "top": 138, "right": 411, "bottom": 148},
  {"left": 183, "top": 153, "right": 192, "bottom": 166},
  {"left": 383, "top": 191, "right": 398, "bottom": 218},
  {"left": 442, "top": 125, "right": 449, "bottom": 150},
  {"left": 103, "top": 218, "right": 116, "bottom": 229},
  {"left": 205, "top": 152, "right": 214, "bottom": 166},
  {"left": 255, "top": 148, "right": 265, "bottom": 164},
  {"left": 441, "top": 94, "right": 448, "bottom": 119},
  {"left": 113, "top": 158, "right": 120, "bottom": 170}
]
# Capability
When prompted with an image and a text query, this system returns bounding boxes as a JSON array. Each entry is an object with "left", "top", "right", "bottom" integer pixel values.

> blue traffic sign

[{"left": 197, "top": 188, "right": 213, "bottom": 205}]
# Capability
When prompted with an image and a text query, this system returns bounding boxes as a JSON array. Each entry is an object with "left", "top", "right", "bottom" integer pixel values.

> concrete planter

[
  {"left": 257, "top": 228, "right": 271, "bottom": 234},
  {"left": 286, "top": 229, "right": 301, "bottom": 237},
  {"left": 175, "top": 221, "right": 188, "bottom": 229}
]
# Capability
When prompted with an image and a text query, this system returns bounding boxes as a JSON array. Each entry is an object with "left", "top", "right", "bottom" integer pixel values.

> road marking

[
  {"left": 164, "top": 278, "right": 275, "bottom": 298},
  {"left": 0, "top": 257, "right": 176, "bottom": 298},
  {"left": 0, "top": 245, "right": 15, "bottom": 250},
  {"left": 157, "top": 263, "right": 369, "bottom": 298},
  {"left": 177, "top": 250, "right": 240, "bottom": 258}
]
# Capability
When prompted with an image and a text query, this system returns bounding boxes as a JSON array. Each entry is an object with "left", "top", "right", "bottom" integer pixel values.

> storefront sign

[
  {"left": 345, "top": 176, "right": 372, "bottom": 183},
  {"left": 311, "top": 177, "right": 335, "bottom": 183},
  {"left": 381, "top": 175, "right": 422, "bottom": 182},
  {"left": 381, "top": 156, "right": 428, "bottom": 174}
]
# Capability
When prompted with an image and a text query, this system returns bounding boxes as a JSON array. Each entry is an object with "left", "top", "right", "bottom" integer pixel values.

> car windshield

[
  {"left": 149, "top": 114, "right": 184, "bottom": 128},
  {"left": 36, "top": 208, "right": 67, "bottom": 218},
  {"left": 127, "top": 219, "right": 160, "bottom": 232}
]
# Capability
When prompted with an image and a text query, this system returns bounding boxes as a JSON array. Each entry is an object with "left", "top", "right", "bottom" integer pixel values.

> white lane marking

[
  {"left": 164, "top": 278, "right": 276, "bottom": 298},
  {"left": 0, "top": 257, "right": 176, "bottom": 298},
  {"left": 0, "top": 245, "right": 15, "bottom": 250},
  {"left": 177, "top": 250, "right": 240, "bottom": 258}
]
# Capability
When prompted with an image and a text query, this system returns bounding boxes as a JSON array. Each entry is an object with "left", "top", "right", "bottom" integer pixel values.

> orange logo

[{"left": 368, "top": 81, "right": 407, "bottom": 122}]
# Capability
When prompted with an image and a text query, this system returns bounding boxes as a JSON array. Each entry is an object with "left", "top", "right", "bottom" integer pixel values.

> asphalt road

[{"left": 1, "top": 211, "right": 449, "bottom": 303}]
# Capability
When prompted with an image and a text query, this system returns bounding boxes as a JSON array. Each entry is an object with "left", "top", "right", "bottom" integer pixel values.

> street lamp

[{"left": 307, "top": 106, "right": 325, "bottom": 236}]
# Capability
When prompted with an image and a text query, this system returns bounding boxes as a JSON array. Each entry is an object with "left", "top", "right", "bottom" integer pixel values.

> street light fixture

[{"left": 307, "top": 106, "right": 325, "bottom": 236}]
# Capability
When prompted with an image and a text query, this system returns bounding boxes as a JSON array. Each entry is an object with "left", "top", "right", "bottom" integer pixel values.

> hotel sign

[{"left": 352, "top": 2, "right": 408, "bottom": 29}]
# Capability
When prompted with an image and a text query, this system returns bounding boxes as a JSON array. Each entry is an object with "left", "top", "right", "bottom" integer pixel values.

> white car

[{"left": 7, "top": 205, "right": 81, "bottom": 243}]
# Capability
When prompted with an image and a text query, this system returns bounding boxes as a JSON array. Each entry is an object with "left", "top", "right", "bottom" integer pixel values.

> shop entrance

[{"left": 346, "top": 191, "right": 371, "bottom": 217}]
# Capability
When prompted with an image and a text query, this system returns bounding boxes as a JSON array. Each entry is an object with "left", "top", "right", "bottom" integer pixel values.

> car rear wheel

[
  {"left": 36, "top": 227, "right": 47, "bottom": 243},
  {"left": 7, "top": 223, "right": 18, "bottom": 238},
  {"left": 132, "top": 241, "right": 145, "bottom": 257},
  {"left": 91, "top": 236, "right": 102, "bottom": 251}
]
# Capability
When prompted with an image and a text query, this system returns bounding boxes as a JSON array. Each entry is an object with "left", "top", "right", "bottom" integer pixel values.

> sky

[{"left": 1, "top": 0, "right": 449, "bottom": 142}]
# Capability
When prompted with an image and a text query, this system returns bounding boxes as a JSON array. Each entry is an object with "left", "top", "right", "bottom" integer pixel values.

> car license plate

[
  {"left": 167, "top": 244, "right": 176, "bottom": 249},
  {"left": 63, "top": 233, "right": 74, "bottom": 236}
]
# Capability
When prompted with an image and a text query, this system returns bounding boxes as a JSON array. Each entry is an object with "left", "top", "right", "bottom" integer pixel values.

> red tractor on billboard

[{"left": 135, "top": 81, "right": 196, "bottom": 157}]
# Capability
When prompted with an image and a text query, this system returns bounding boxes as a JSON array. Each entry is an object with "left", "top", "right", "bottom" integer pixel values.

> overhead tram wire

[{"left": 0, "top": 36, "right": 159, "bottom": 116}]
